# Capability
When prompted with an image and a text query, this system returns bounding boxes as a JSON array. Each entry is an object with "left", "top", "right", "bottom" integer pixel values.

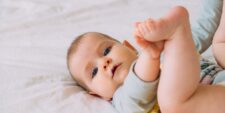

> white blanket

[{"left": 1, "top": 0, "right": 212, "bottom": 113}]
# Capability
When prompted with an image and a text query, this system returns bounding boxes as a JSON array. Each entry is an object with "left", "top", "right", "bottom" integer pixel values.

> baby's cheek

[
  {"left": 117, "top": 69, "right": 129, "bottom": 84},
  {"left": 96, "top": 82, "right": 117, "bottom": 99}
]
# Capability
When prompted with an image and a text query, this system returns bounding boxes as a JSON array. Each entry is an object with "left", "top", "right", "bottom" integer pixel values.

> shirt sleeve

[
  {"left": 191, "top": 0, "right": 222, "bottom": 53},
  {"left": 112, "top": 61, "right": 159, "bottom": 113}
]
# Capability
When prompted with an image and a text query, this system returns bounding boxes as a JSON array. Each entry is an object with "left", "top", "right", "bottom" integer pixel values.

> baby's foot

[{"left": 137, "top": 6, "right": 189, "bottom": 42}]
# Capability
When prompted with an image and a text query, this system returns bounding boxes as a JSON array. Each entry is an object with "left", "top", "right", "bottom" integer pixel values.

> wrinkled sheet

[{"left": 0, "top": 0, "right": 212, "bottom": 113}]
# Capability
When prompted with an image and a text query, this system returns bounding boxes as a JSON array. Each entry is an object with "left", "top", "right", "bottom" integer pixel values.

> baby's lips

[
  {"left": 111, "top": 65, "right": 117, "bottom": 76},
  {"left": 111, "top": 63, "right": 122, "bottom": 77}
]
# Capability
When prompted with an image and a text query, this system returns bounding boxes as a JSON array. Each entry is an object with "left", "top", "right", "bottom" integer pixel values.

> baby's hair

[{"left": 67, "top": 32, "right": 120, "bottom": 90}]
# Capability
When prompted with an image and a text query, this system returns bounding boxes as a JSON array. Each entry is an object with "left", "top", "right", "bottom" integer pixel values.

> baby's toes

[{"left": 146, "top": 18, "right": 156, "bottom": 32}]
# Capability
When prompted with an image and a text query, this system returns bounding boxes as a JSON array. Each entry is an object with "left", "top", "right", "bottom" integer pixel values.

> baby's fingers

[
  {"left": 134, "top": 27, "right": 143, "bottom": 38},
  {"left": 135, "top": 36, "right": 150, "bottom": 49},
  {"left": 134, "top": 22, "right": 143, "bottom": 37},
  {"left": 135, "top": 36, "right": 160, "bottom": 59}
]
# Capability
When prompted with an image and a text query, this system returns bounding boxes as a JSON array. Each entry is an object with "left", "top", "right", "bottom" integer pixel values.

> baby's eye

[
  {"left": 103, "top": 47, "right": 111, "bottom": 56},
  {"left": 92, "top": 67, "right": 98, "bottom": 78}
]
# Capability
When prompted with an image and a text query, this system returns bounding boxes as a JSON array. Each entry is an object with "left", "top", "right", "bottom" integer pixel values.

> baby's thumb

[
  {"left": 135, "top": 36, "right": 160, "bottom": 59},
  {"left": 135, "top": 36, "right": 150, "bottom": 49}
]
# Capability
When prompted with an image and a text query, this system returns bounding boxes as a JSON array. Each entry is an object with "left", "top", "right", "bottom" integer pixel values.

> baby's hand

[{"left": 134, "top": 21, "right": 164, "bottom": 59}]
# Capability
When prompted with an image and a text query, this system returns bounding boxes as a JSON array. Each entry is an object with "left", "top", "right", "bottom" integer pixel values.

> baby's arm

[{"left": 133, "top": 29, "right": 164, "bottom": 82}]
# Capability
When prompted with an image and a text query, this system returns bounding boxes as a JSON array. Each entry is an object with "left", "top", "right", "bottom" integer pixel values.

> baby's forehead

[
  {"left": 80, "top": 34, "right": 103, "bottom": 44},
  {"left": 82, "top": 32, "right": 119, "bottom": 44},
  {"left": 78, "top": 35, "right": 106, "bottom": 51},
  {"left": 72, "top": 35, "right": 103, "bottom": 63},
  {"left": 83, "top": 33, "right": 109, "bottom": 42}
]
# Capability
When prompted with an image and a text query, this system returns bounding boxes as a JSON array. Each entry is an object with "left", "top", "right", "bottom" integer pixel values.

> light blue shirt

[{"left": 112, "top": 62, "right": 159, "bottom": 113}]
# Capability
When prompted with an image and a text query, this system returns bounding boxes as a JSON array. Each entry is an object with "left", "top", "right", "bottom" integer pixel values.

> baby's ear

[{"left": 122, "top": 40, "right": 137, "bottom": 53}]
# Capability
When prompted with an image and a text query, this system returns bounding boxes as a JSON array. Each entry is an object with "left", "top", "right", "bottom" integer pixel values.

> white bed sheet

[{"left": 1, "top": 0, "right": 212, "bottom": 113}]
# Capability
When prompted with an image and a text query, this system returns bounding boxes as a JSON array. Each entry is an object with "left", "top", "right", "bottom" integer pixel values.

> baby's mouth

[{"left": 111, "top": 63, "right": 122, "bottom": 77}]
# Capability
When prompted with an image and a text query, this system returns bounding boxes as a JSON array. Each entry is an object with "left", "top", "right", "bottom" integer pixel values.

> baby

[{"left": 67, "top": 6, "right": 225, "bottom": 113}]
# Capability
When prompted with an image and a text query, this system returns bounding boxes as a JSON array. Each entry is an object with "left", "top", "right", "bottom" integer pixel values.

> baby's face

[{"left": 69, "top": 33, "right": 137, "bottom": 100}]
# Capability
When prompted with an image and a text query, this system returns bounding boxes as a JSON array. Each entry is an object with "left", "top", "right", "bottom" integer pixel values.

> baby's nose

[
  {"left": 100, "top": 57, "right": 112, "bottom": 69},
  {"left": 104, "top": 59, "right": 111, "bottom": 69}
]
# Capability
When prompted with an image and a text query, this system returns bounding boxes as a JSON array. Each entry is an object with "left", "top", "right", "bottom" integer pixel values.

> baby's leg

[
  {"left": 148, "top": 6, "right": 225, "bottom": 113},
  {"left": 142, "top": 6, "right": 200, "bottom": 110},
  {"left": 144, "top": 6, "right": 201, "bottom": 99},
  {"left": 213, "top": 0, "right": 225, "bottom": 69}
]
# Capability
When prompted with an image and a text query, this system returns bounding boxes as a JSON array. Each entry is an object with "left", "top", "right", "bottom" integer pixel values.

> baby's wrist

[
  {"left": 135, "top": 52, "right": 160, "bottom": 82},
  {"left": 141, "top": 50, "right": 161, "bottom": 61}
]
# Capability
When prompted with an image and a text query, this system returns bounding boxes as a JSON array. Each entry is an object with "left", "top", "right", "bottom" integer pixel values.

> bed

[{"left": 0, "top": 0, "right": 213, "bottom": 113}]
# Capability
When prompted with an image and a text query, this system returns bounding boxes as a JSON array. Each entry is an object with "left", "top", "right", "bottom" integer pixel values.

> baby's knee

[{"left": 172, "top": 6, "right": 189, "bottom": 20}]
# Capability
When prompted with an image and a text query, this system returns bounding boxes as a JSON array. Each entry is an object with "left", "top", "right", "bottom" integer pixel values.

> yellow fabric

[{"left": 149, "top": 102, "right": 160, "bottom": 113}]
